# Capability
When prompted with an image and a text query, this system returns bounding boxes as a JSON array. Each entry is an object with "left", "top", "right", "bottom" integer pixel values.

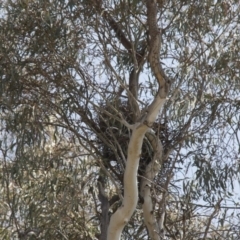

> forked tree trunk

[
  {"left": 107, "top": 1, "right": 169, "bottom": 239},
  {"left": 107, "top": 96, "right": 166, "bottom": 240}
]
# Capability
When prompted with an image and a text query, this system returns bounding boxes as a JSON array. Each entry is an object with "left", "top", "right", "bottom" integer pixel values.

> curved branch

[
  {"left": 147, "top": 0, "right": 168, "bottom": 98},
  {"left": 135, "top": 1, "right": 170, "bottom": 239},
  {"left": 106, "top": 1, "right": 169, "bottom": 239},
  {"left": 140, "top": 130, "right": 163, "bottom": 240},
  {"left": 107, "top": 96, "right": 165, "bottom": 240},
  {"left": 97, "top": 4, "right": 147, "bottom": 119}
]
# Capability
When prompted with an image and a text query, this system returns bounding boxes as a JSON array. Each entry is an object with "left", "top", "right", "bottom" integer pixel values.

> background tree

[{"left": 1, "top": 0, "right": 240, "bottom": 239}]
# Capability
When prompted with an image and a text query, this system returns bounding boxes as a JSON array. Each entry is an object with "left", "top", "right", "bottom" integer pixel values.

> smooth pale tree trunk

[
  {"left": 107, "top": 1, "right": 169, "bottom": 239},
  {"left": 107, "top": 96, "right": 166, "bottom": 240},
  {"left": 140, "top": 131, "right": 164, "bottom": 239}
]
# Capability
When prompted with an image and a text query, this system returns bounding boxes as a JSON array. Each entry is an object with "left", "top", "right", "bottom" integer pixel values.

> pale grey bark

[
  {"left": 107, "top": 1, "right": 168, "bottom": 238},
  {"left": 139, "top": 1, "right": 169, "bottom": 237},
  {"left": 140, "top": 131, "right": 163, "bottom": 240},
  {"left": 107, "top": 96, "right": 165, "bottom": 240}
]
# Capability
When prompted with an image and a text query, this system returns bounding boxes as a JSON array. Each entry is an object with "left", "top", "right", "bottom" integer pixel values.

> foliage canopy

[{"left": 0, "top": 0, "right": 240, "bottom": 239}]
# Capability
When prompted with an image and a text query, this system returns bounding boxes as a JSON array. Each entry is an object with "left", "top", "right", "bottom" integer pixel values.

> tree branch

[
  {"left": 106, "top": 1, "right": 168, "bottom": 239},
  {"left": 147, "top": 0, "right": 168, "bottom": 98},
  {"left": 140, "top": 131, "right": 163, "bottom": 240},
  {"left": 107, "top": 95, "right": 165, "bottom": 239},
  {"left": 203, "top": 198, "right": 222, "bottom": 240},
  {"left": 98, "top": 175, "right": 110, "bottom": 240}
]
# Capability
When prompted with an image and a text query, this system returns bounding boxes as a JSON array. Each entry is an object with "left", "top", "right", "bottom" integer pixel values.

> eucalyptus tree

[{"left": 1, "top": 0, "right": 240, "bottom": 239}]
